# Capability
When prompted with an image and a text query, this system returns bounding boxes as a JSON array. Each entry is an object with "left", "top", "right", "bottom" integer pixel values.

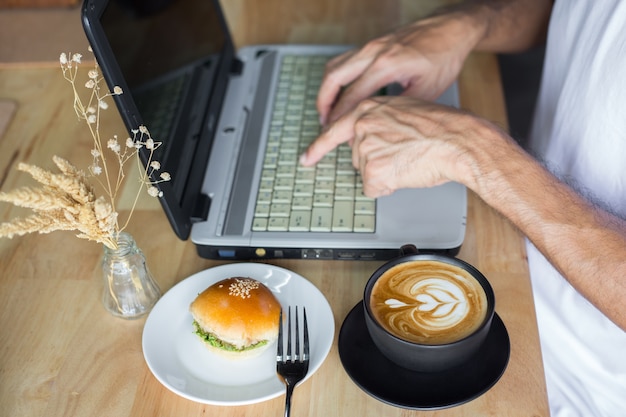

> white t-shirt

[{"left": 527, "top": 1, "right": 626, "bottom": 416}]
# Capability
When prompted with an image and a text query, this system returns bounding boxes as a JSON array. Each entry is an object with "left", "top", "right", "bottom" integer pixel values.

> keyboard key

[
  {"left": 261, "top": 168, "right": 276, "bottom": 180},
  {"left": 335, "top": 174, "right": 356, "bottom": 187},
  {"left": 254, "top": 202, "right": 270, "bottom": 217},
  {"left": 289, "top": 210, "right": 311, "bottom": 231},
  {"left": 294, "top": 184, "right": 314, "bottom": 196},
  {"left": 256, "top": 191, "right": 272, "bottom": 204},
  {"left": 276, "top": 165, "right": 296, "bottom": 177},
  {"left": 292, "top": 196, "right": 313, "bottom": 210},
  {"left": 268, "top": 217, "right": 289, "bottom": 231},
  {"left": 336, "top": 162, "right": 355, "bottom": 174},
  {"left": 311, "top": 207, "right": 332, "bottom": 232},
  {"left": 313, "top": 193, "right": 333, "bottom": 207},
  {"left": 354, "top": 215, "right": 376, "bottom": 232},
  {"left": 332, "top": 201, "right": 354, "bottom": 232},
  {"left": 270, "top": 202, "right": 291, "bottom": 216},
  {"left": 315, "top": 168, "right": 336, "bottom": 180},
  {"left": 252, "top": 217, "right": 268, "bottom": 231},
  {"left": 272, "top": 190, "right": 293, "bottom": 203},
  {"left": 314, "top": 180, "right": 334, "bottom": 194},
  {"left": 258, "top": 179, "right": 274, "bottom": 192},
  {"left": 355, "top": 200, "right": 376, "bottom": 215},
  {"left": 295, "top": 170, "right": 315, "bottom": 183},
  {"left": 274, "top": 177, "right": 295, "bottom": 190},
  {"left": 334, "top": 187, "right": 355, "bottom": 201}
]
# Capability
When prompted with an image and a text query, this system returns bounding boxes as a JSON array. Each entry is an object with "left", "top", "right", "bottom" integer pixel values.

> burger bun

[{"left": 190, "top": 277, "right": 281, "bottom": 359}]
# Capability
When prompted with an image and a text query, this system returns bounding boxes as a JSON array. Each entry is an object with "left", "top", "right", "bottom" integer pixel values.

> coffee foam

[{"left": 370, "top": 260, "right": 488, "bottom": 345}]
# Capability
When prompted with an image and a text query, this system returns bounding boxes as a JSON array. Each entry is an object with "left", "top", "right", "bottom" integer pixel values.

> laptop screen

[{"left": 83, "top": 0, "right": 237, "bottom": 239}]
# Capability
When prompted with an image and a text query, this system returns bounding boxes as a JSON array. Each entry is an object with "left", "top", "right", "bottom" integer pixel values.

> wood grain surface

[{"left": 0, "top": 1, "right": 548, "bottom": 416}]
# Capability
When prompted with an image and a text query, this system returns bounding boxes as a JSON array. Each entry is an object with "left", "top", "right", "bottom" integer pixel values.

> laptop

[{"left": 81, "top": 0, "right": 466, "bottom": 261}]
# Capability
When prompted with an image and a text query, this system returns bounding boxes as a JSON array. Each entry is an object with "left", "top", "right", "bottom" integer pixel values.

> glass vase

[{"left": 101, "top": 232, "right": 161, "bottom": 319}]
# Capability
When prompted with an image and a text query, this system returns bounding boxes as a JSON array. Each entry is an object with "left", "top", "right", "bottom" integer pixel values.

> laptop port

[{"left": 302, "top": 249, "right": 333, "bottom": 259}]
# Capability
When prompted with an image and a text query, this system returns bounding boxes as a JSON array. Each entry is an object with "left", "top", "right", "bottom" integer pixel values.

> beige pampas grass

[{"left": 0, "top": 156, "right": 118, "bottom": 249}]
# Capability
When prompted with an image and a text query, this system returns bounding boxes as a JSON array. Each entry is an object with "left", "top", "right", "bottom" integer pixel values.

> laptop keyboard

[
  {"left": 134, "top": 73, "right": 188, "bottom": 142},
  {"left": 252, "top": 55, "right": 376, "bottom": 233}
]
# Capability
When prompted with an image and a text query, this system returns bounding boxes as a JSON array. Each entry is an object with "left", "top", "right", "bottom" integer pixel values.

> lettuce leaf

[{"left": 192, "top": 320, "right": 268, "bottom": 352}]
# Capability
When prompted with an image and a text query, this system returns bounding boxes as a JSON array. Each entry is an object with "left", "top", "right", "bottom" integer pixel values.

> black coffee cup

[{"left": 363, "top": 245, "right": 495, "bottom": 372}]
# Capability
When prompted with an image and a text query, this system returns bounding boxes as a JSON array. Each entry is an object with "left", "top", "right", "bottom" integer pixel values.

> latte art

[{"left": 370, "top": 261, "right": 488, "bottom": 345}]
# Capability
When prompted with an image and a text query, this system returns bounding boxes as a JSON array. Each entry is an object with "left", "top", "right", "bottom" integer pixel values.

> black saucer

[{"left": 338, "top": 303, "right": 510, "bottom": 410}]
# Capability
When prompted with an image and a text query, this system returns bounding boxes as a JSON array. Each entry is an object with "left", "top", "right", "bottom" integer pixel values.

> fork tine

[
  {"left": 286, "top": 306, "right": 292, "bottom": 361},
  {"left": 295, "top": 307, "right": 300, "bottom": 361},
  {"left": 303, "top": 307, "right": 309, "bottom": 360},
  {"left": 277, "top": 309, "right": 283, "bottom": 360}
]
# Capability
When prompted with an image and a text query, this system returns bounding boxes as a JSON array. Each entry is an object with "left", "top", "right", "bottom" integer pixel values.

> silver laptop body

[{"left": 82, "top": 0, "right": 466, "bottom": 260}]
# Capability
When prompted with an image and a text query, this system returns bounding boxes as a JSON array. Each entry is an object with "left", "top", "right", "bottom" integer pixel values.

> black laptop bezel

[{"left": 81, "top": 0, "right": 237, "bottom": 240}]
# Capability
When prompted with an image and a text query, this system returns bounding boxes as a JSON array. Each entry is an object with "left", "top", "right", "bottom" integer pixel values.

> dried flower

[
  {"left": 147, "top": 186, "right": 160, "bottom": 197},
  {"left": 0, "top": 51, "right": 172, "bottom": 250},
  {"left": 92, "top": 165, "right": 103, "bottom": 176},
  {"left": 107, "top": 138, "right": 121, "bottom": 154}
]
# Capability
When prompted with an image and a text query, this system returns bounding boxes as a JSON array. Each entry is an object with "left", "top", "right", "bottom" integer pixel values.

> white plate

[{"left": 142, "top": 263, "right": 334, "bottom": 405}]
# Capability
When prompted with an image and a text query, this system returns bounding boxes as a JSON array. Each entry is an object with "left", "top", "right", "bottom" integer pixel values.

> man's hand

[
  {"left": 302, "top": 96, "right": 497, "bottom": 198},
  {"left": 316, "top": 14, "right": 480, "bottom": 126}
]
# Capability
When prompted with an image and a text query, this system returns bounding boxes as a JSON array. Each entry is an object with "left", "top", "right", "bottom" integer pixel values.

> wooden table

[{"left": 0, "top": 1, "right": 549, "bottom": 416}]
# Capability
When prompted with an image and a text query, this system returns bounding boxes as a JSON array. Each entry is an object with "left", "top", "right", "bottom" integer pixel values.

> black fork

[{"left": 276, "top": 306, "right": 310, "bottom": 417}]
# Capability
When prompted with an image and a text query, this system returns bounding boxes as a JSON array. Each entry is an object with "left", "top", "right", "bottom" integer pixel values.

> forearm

[
  {"left": 431, "top": 0, "right": 553, "bottom": 53},
  {"left": 467, "top": 131, "right": 626, "bottom": 330}
]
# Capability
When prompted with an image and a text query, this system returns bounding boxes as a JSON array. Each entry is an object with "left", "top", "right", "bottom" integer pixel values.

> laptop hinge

[
  {"left": 191, "top": 193, "right": 211, "bottom": 223},
  {"left": 230, "top": 58, "right": 244, "bottom": 76}
]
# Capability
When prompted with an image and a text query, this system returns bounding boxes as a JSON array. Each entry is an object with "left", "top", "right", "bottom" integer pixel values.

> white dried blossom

[
  {"left": 71, "top": 53, "right": 82, "bottom": 63},
  {"left": 145, "top": 138, "right": 155, "bottom": 150},
  {"left": 88, "top": 69, "right": 98, "bottom": 79},
  {"left": 107, "top": 138, "right": 121, "bottom": 154},
  {"left": 87, "top": 114, "right": 97, "bottom": 124},
  {"left": 90, "top": 149, "right": 101, "bottom": 158},
  {"left": 147, "top": 186, "right": 160, "bottom": 197},
  {"left": 92, "top": 165, "right": 102, "bottom": 175},
  {"left": 98, "top": 100, "right": 108, "bottom": 110},
  {"left": 125, "top": 137, "right": 134, "bottom": 148},
  {"left": 139, "top": 125, "right": 149, "bottom": 134},
  {"left": 160, "top": 172, "right": 171, "bottom": 181},
  {"left": 85, "top": 79, "right": 95, "bottom": 89},
  {"left": 87, "top": 106, "right": 96, "bottom": 114},
  {"left": 113, "top": 86, "right": 123, "bottom": 95},
  {"left": 150, "top": 161, "right": 161, "bottom": 170},
  {"left": 60, "top": 53, "right": 68, "bottom": 65}
]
